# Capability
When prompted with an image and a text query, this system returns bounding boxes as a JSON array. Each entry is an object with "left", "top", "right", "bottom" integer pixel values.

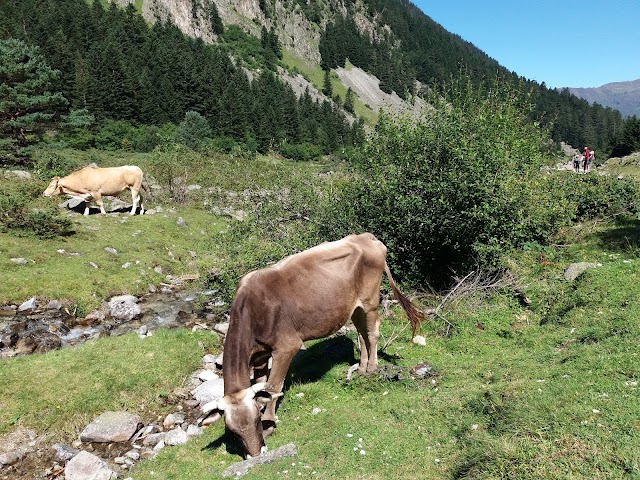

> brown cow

[
  {"left": 199, "top": 233, "right": 423, "bottom": 458},
  {"left": 42, "top": 166, "right": 144, "bottom": 215}
]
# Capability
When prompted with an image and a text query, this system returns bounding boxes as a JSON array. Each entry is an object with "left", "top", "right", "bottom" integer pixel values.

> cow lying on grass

[
  {"left": 199, "top": 233, "right": 424, "bottom": 458},
  {"left": 42, "top": 165, "right": 145, "bottom": 215}
]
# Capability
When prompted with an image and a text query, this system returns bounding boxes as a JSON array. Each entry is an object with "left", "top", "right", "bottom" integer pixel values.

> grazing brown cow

[
  {"left": 200, "top": 233, "right": 423, "bottom": 458},
  {"left": 42, "top": 166, "right": 144, "bottom": 216}
]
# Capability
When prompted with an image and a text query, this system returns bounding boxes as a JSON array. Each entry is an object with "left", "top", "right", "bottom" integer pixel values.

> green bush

[
  {"left": 32, "top": 150, "right": 80, "bottom": 180},
  {"left": 0, "top": 182, "right": 73, "bottom": 238},
  {"left": 280, "top": 142, "right": 323, "bottom": 161},
  {"left": 175, "top": 111, "right": 212, "bottom": 151},
  {"left": 319, "top": 79, "right": 559, "bottom": 286},
  {"left": 93, "top": 120, "right": 138, "bottom": 151}
]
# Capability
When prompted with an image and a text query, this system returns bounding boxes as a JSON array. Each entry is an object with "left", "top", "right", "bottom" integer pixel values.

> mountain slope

[{"left": 568, "top": 78, "right": 640, "bottom": 118}]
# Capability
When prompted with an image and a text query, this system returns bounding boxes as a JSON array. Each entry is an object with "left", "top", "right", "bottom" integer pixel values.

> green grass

[
  {"left": 2, "top": 148, "right": 640, "bottom": 478},
  {"left": 0, "top": 329, "right": 219, "bottom": 439}
]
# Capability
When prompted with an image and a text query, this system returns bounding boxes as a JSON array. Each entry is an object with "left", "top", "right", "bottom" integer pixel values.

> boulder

[
  {"left": 564, "top": 262, "right": 599, "bottom": 282},
  {"left": 192, "top": 377, "right": 225, "bottom": 404},
  {"left": 18, "top": 297, "right": 37, "bottom": 312},
  {"left": 64, "top": 451, "right": 115, "bottom": 480},
  {"left": 108, "top": 295, "right": 141, "bottom": 321},
  {"left": 79, "top": 411, "right": 142, "bottom": 443}
]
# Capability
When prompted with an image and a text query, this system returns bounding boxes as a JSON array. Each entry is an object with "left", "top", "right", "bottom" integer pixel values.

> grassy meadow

[{"left": 1, "top": 148, "right": 640, "bottom": 479}]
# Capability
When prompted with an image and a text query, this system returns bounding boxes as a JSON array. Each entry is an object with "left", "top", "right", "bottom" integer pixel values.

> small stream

[{"left": 0, "top": 289, "right": 225, "bottom": 358}]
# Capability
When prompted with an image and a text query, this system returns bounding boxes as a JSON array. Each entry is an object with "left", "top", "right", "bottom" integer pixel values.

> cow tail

[{"left": 384, "top": 262, "right": 424, "bottom": 337}]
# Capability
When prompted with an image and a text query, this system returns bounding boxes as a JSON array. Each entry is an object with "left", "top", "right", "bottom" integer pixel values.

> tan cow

[
  {"left": 43, "top": 165, "right": 144, "bottom": 216},
  {"left": 199, "top": 233, "right": 424, "bottom": 458}
]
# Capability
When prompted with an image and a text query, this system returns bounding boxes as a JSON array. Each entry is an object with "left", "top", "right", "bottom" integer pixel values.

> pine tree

[
  {"left": 344, "top": 87, "right": 355, "bottom": 114},
  {"left": 0, "top": 38, "right": 67, "bottom": 161},
  {"left": 209, "top": 1, "right": 224, "bottom": 35},
  {"left": 322, "top": 69, "right": 333, "bottom": 98}
]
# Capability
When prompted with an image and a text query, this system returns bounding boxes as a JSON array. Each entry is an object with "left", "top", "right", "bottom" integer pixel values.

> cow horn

[{"left": 250, "top": 382, "right": 268, "bottom": 395}]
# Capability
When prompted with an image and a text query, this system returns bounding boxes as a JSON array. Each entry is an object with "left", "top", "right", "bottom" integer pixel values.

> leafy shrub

[
  {"left": 0, "top": 182, "right": 73, "bottom": 238},
  {"left": 32, "top": 150, "right": 80, "bottom": 180},
  {"left": 547, "top": 173, "right": 639, "bottom": 221},
  {"left": 148, "top": 144, "right": 201, "bottom": 202},
  {"left": 318, "top": 79, "right": 559, "bottom": 286},
  {"left": 280, "top": 142, "right": 323, "bottom": 161},
  {"left": 93, "top": 120, "right": 138, "bottom": 151},
  {"left": 175, "top": 111, "right": 212, "bottom": 151}
]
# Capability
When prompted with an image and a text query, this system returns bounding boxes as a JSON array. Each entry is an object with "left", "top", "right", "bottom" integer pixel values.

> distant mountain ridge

[{"left": 567, "top": 78, "right": 640, "bottom": 118}]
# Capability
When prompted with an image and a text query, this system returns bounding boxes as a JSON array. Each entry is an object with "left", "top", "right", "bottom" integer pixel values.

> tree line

[
  {"left": 0, "top": 0, "right": 362, "bottom": 160},
  {"left": 320, "top": 1, "right": 632, "bottom": 155}
]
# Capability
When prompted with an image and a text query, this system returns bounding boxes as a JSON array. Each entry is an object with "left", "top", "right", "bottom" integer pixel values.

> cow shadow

[
  {"left": 202, "top": 335, "right": 401, "bottom": 457},
  {"left": 64, "top": 202, "right": 144, "bottom": 215}
]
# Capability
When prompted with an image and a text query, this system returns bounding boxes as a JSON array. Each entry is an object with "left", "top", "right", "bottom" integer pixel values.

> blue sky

[{"left": 413, "top": 0, "right": 640, "bottom": 89}]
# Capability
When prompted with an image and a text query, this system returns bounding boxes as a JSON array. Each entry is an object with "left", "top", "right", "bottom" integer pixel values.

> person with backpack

[{"left": 583, "top": 146, "right": 590, "bottom": 172}]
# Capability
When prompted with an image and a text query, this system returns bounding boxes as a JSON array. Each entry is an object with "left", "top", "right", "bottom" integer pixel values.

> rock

[
  {"left": 214, "top": 322, "right": 229, "bottom": 335},
  {"left": 108, "top": 295, "right": 141, "bottom": 322},
  {"left": 3, "top": 170, "right": 31, "bottom": 180},
  {"left": 564, "top": 262, "right": 599, "bottom": 282},
  {"left": 104, "top": 247, "right": 118, "bottom": 256},
  {"left": 0, "top": 449, "right": 23, "bottom": 466},
  {"left": 192, "top": 377, "right": 225, "bottom": 404},
  {"left": 221, "top": 443, "right": 298, "bottom": 477},
  {"left": 142, "top": 432, "right": 165, "bottom": 447},
  {"left": 80, "top": 411, "right": 142, "bottom": 443},
  {"left": 46, "top": 300, "right": 63, "bottom": 311},
  {"left": 176, "top": 217, "right": 188, "bottom": 227},
  {"left": 202, "top": 354, "right": 217, "bottom": 364},
  {"left": 164, "top": 428, "right": 189, "bottom": 446},
  {"left": 60, "top": 197, "right": 87, "bottom": 210},
  {"left": 412, "top": 335, "right": 427, "bottom": 346},
  {"left": 124, "top": 449, "right": 140, "bottom": 461},
  {"left": 10, "top": 258, "right": 29, "bottom": 265},
  {"left": 163, "top": 412, "right": 186, "bottom": 430},
  {"left": 198, "top": 369, "right": 219, "bottom": 382},
  {"left": 18, "top": 297, "right": 37, "bottom": 312},
  {"left": 186, "top": 424, "right": 203, "bottom": 437},
  {"left": 52, "top": 443, "right": 80, "bottom": 462},
  {"left": 84, "top": 310, "right": 106, "bottom": 323},
  {"left": 64, "top": 451, "right": 115, "bottom": 480}
]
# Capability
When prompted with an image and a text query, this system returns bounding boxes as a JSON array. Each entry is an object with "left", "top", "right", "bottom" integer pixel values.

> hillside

[
  {"left": 103, "top": 0, "right": 625, "bottom": 152},
  {"left": 568, "top": 78, "right": 640, "bottom": 118}
]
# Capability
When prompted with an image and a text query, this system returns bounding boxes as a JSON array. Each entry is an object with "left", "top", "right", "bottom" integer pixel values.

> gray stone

[
  {"left": 163, "top": 412, "right": 186, "bottom": 430},
  {"left": 142, "top": 432, "right": 165, "bottom": 447},
  {"left": 46, "top": 300, "right": 63, "bottom": 311},
  {"left": 18, "top": 297, "right": 37, "bottom": 312},
  {"left": 84, "top": 310, "right": 106, "bottom": 322},
  {"left": 10, "top": 258, "right": 29, "bottom": 265},
  {"left": 176, "top": 217, "right": 188, "bottom": 227},
  {"left": 221, "top": 443, "right": 298, "bottom": 477},
  {"left": 198, "top": 369, "right": 219, "bottom": 382},
  {"left": 65, "top": 451, "right": 114, "bottom": 480},
  {"left": 60, "top": 197, "right": 87, "bottom": 210},
  {"left": 124, "top": 449, "right": 140, "bottom": 461},
  {"left": 192, "top": 377, "right": 225, "bottom": 404},
  {"left": 80, "top": 411, "right": 142, "bottom": 443},
  {"left": 0, "top": 449, "right": 23, "bottom": 466},
  {"left": 164, "top": 428, "right": 189, "bottom": 446},
  {"left": 104, "top": 247, "right": 118, "bottom": 256},
  {"left": 108, "top": 295, "right": 141, "bottom": 322},
  {"left": 4, "top": 170, "right": 31, "bottom": 180},
  {"left": 412, "top": 335, "right": 427, "bottom": 346},
  {"left": 186, "top": 424, "right": 203, "bottom": 437},
  {"left": 214, "top": 322, "right": 229, "bottom": 335},
  {"left": 564, "top": 262, "right": 599, "bottom": 281},
  {"left": 52, "top": 443, "right": 80, "bottom": 462}
]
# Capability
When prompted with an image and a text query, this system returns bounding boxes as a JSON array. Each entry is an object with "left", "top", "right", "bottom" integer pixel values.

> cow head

[
  {"left": 199, "top": 382, "right": 282, "bottom": 458},
  {"left": 42, "top": 177, "right": 61, "bottom": 197}
]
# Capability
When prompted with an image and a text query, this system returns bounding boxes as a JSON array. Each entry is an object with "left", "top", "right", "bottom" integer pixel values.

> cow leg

[
  {"left": 364, "top": 309, "right": 381, "bottom": 373},
  {"left": 261, "top": 340, "right": 303, "bottom": 437},
  {"left": 351, "top": 307, "right": 370, "bottom": 374},
  {"left": 93, "top": 192, "right": 106, "bottom": 214},
  {"left": 352, "top": 308, "right": 381, "bottom": 374},
  {"left": 130, "top": 188, "right": 140, "bottom": 215}
]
